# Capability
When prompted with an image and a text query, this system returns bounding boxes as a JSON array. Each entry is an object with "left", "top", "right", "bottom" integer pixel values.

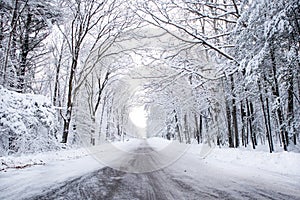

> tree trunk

[
  {"left": 53, "top": 64, "right": 60, "bottom": 106},
  {"left": 262, "top": 73, "right": 274, "bottom": 150},
  {"left": 270, "top": 48, "right": 288, "bottom": 151},
  {"left": 184, "top": 114, "right": 190, "bottom": 144},
  {"left": 225, "top": 97, "right": 234, "bottom": 148},
  {"left": 246, "top": 99, "right": 255, "bottom": 149},
  {"left": 3, "top": 0, "right": 19, "bottom": 85},
  {"left": 265, "top": 95, "right": 274, "bottom": 150},
  {"left": 231, "top": 75, "right": 239, "bottom": 148},
  {"left": 62, "top": 49, "right": 79, "bottom": 143},
  {"left": 250, "top": 101, "right": 257, "bottom": 145},
  {"left": 174, "top": 110, "right": 182, "bottom": 143},
  {"left": 258, "top": 80, "right": 273, "bottom": 153},
  {"left": 90, "top": 112, "right": 96, "bottom": 146},
  {"left": 53, "top": 41, "right": 64, "bottom": 106},
  {"left": 99, "top": 94, "right": 107, "bottom": 139},
  {"left": 240, "top": 101, "right": 246, "bottom": 147},
  {"left": 166, "top": 124, "right": 171, "bottom": 140},
  {"left": 287, "top": 68, "right": 295, "bottom": 145},
  {"left": 199, "top": 114, "right": 203, "bottom": 143},
  {"left": 18, "top": 10, "right": 32, "bottom": 92},
  {"left": 0, "top": 11, "right": 4, "bottom": 50},
  {"left": 245, "top": 99, "right": 249, "bottom": 147},
  {"left": 194, "top": 114, "right": 200, "bottom": 144}
]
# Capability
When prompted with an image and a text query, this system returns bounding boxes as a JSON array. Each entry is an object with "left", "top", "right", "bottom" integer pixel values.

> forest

[{"left": 0, "top": 0, "right": 299, "bottom": 155}]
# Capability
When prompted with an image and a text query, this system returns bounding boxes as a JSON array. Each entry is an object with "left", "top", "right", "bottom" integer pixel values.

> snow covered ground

[
  {"left": 0, "top": 139, "right": 142, "bottom": 199},
  {"left": 0, "top": 137, "right": 299, "bottom": 199}
]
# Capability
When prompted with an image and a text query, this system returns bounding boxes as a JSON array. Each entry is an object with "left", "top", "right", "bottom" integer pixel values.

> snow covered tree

[
  {"left": 75, "top": 54, "right": 134, "bottom": 145},
  {"left": 233, "top": 0, "right": 300, "bottom": 151},
  {"left": 57, "top": 0, "right": 136, "bottom": 143},
  {"left": 0, "top": 0, "right": 60, "bottom": 92}
]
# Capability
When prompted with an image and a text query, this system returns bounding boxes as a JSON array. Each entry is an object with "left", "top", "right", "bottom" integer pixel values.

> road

[{"left": 28, "top": 140, "right": 300, "bottom": 200}]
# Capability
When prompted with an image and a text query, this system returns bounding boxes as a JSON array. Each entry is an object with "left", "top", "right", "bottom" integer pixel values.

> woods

[
  {"left": 136, "top": 0, "right": 300, "bottom": 152},
  {"left": 0, "top": 0, "right": 299, "bottom": 154}
]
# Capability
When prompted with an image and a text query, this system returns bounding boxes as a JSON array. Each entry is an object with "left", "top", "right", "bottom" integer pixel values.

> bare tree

[{"left": 58, "top": 0, "right": 136, "bottom": 143}]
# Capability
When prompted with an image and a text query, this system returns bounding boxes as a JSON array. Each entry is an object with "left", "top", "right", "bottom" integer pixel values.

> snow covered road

[{"left": 1, "top": 138, "right": 300, "bottom": 200}]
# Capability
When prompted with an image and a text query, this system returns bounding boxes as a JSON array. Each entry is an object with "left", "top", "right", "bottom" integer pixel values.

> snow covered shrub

[{"left": 0, "top": 86, "right": 60, "bottom": 156}]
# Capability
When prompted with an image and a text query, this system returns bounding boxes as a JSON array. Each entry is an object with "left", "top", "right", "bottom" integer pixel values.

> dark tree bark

[
  {"left": 194, "top": 114, "right": 200, "bottom": 144},
  {"left": 199, "top": 114, "right": 203, "bottom": 143},
  {"left": 0, "top": 8, "right": 4, "bottom": 49},
  {"left": 265, "top": 95, "right": 273, "bottom": 150},
  {"left": 174, "top": 110, "right": 182, "bottom": 143},
  {"left": 231, "top": 75, "right": 239, "bottom": 148},
  {"left": 250, "top": 101, "right": 257, "bottom": 145},
  {"left": 183, "top": 114, "right": 190, "bottom": 144},
  {"left": 62, "top": 47, "right": 79, "bottom": 143},
  {"left": 270, "top": 48, "right": 288, "bottom": 151},
  {"left": 53, "top": 41, "right": 65, "bottom": 106},
  {"left": 240, "top": 101, "right": 246, "bottom": 147},
  {"left": 258, "top": 80, "right": 273, "bottom": 153},
  {"left": 246, "top": 99, "right": 255, "bottom": 149},
  {"left": 166, "top": 124, "right": 171, "bottom": 140},
  {"left": 287, "top": 67, "right": 295, "bottom": 145},
  {"left": 18, "top": 8, "right": 32, "bottom": 92},
  {"left": 225, "top": 97, "right": 234, "bottom": 148}
]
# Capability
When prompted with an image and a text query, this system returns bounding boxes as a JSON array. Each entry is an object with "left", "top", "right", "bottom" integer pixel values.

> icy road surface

[{"left": 1, "top": 138, "right": 300, "bottom": 200}]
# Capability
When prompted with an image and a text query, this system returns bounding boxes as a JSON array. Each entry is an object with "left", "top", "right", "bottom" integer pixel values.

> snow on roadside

[
  {"left": 0, "top": 138, "right": 142, "bottom": 172},
  {"left": 0, "top": 138, "right": 141, "bottom": 200},
  {"left": 205, "top": 146, "right": 300, "bottom": 176},
  {"left": 147, "top": 137, "right": 300, "bottom": 197},
  {"left": 147, "top": 137, "right": 300, "bottom": 177},
  {"left": 0, "top": 153, "right": 103, "bottom": 200},
  {"left": 0, "top": 86, "right": 59, "bottom": 156},
  {"left": 0, "top": 146, "right": 90, "bottom": 171}
]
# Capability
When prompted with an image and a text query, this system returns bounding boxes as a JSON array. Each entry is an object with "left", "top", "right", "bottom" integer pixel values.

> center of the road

[{"left": 85, "top": 139, "right": 213, "bottom": 173}]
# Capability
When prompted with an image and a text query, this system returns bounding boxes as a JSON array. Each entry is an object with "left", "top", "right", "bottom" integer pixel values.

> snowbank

[
  {"left": 147, "top": 137, "right": 300, "bottom": 176},
  {"left": 0, "top": 138, "right": 142, "bottom": 171},
  {"left": 0, "top": 146, "right": 90, "bottom": 171},
  {"left": 0, "top": 86, "right": 59, "bottom": 156},
  {"left": 205, "top": 146, "right": 300, "bottom": 176}
]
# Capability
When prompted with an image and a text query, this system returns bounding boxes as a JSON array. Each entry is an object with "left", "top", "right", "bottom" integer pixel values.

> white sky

[{"left": 129, "top": 106, "right": 148, "bottom": 128}]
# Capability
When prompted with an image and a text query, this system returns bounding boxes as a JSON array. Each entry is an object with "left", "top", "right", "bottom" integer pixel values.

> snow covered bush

[{"left": 0, "top": 86, "right": 60, "bottom": 156}]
